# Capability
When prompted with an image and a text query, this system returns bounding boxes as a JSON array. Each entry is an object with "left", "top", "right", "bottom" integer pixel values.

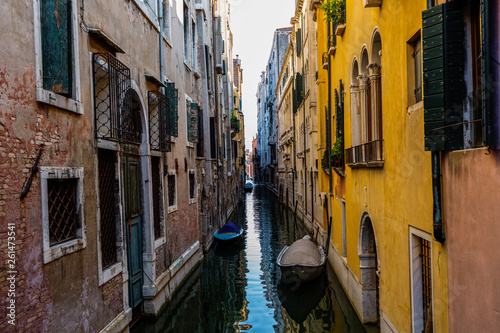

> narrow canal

[{"left": 133, "top": 187, "right": 371, "bottom": 332}]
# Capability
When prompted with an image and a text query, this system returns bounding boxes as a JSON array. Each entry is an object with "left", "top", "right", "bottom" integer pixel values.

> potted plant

[
  {"left": 320, "top": 0, "right": 346, "bottom": 24},
  {"left": 321, "top": 137, "right": 343, "bottom": 171},
  {"left": 230, "top": 112, "right": 239, "bottom": 132}
]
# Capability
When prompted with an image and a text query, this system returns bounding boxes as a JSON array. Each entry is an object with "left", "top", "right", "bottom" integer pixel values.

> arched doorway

[
  {"left": 358, "top": 213, "right": 379, "bottom": 324},
  {"left": 123, "top": 88, "right": 145, "bottom": 310}
]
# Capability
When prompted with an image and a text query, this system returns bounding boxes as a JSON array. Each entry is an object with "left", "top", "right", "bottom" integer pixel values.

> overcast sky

[{"left": 229, "top": 0, "right": 296, "bottom": 148}]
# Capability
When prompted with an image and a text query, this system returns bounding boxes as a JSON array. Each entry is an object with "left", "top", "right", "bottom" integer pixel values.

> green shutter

[
  {"left": 41, "top": 0, "right": 72, "bottom": 96},
  {"left": 296, "top": 29, "right": 302, "bottom": 57},
  {"left": 189, "top": 102, "right": 198, "bottom": 142},
  {"left": 165, "top": 82, "right": 178, "bottom": 137},
  {"left": 481, "top": 0, "right": 492, "bottom": 147},
  {"left": 296, "top": 72, "right": 303, "bottom": 105},
  {"left": 422, "top": 2, "right": 465, "bottom": 151}
]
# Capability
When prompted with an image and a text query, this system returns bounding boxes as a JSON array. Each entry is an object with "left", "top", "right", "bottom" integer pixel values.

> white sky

[{"left": 229, "top": 0, "right": 296, "bottom": 149}]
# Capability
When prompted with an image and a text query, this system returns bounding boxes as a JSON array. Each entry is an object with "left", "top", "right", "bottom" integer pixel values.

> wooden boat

[
  {"left": 214, "top": 223, "right": 244, "bottom": 244},
  {"left": 277, "top": 235, "right": 326, "bottom": 288},
  {"left": 244, "top": 180, "right": 254, "bottom": 192}
]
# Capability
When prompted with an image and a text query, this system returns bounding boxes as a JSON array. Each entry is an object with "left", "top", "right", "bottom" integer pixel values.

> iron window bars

[
  {"left": 148, "top": 90, "right": 171, "bottom": 152},
  {"left": 93, "top": 53, "right": 140, "bottom": 144},
  {"left": 48, "top": 178, "right": 78, "bottom": 246}
]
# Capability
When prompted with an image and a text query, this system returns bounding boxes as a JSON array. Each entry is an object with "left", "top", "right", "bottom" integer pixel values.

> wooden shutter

[
  {"left": 189, "top": 103, "right": 198, "bottom": 142},
  {"left": 197, "top": 108, "right": 204, "bottom": 157},
  {"left": 480, "top": 0, "right": 492, "bottom": 147},
  {"left": 422, "top": 2, "right": 465, "bottom": 151},
  {"left": 296, "top": 29, "right": 302, "bottom": 57},
  {"left": 296, "top": 72, "right": 303, "bottom": 105},
  {"left": 165, "top": 82, "right": 178, "bottom": 137},
  {"left": 41, "top": 0, "right": 72, "bottom": 96},
  {"left": 210, "top": 117, "right": 216, "bottom": 158}
]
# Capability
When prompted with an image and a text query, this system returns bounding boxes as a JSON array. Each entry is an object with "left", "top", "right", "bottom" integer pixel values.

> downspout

[
  {"left": 427, "top": 0, "right": 445, "bottom": 244},
  {"left": 158, "top": 0, "right": 164, "bottom": 88},
  {"left": 432, "top": 152, "right": 444, "bottom": 243},
  {"left": 325, "top": 21, "right": 333, "bottom": 256},
  {"left": 301, "top": 27, "right": 308, "bottom": 222}
]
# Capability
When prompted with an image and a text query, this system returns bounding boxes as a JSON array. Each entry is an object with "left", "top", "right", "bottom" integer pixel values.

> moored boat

[
  {"left": 277, "top": 235, "right": 326, "bottom": 288},
  {"left": 244, "top": 180, "right": 254, "bottom": 192},
  {"left": 214, "top": 222, "right": 244, "bottom": 244}
]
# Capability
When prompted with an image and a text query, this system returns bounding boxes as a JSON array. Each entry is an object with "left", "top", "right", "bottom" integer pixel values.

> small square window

[{"left": 40, "top": 167, "right": 86, "bottom": 264}]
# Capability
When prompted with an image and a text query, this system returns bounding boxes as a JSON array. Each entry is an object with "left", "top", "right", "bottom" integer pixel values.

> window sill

[
  {"left": 187, "top": 142, "right": 195, "bottom": 149},
  {"left": 184, "top": 61, "right": 193, "bottom": 72},
  {"left": 43, "top": 237, "right": 86, "bottom": 264},
  {"left": 347, "top": 161, "right": 384, "bottom": 169},
  {"left": 168, "top": 205, "right": 177, "bottom": 214},
  {"left": 36, "top": 88, "right": 82, "bottom": 114},
  {"left": 189, "top": 198, "right": 197, "bottom": 205},
  {"left": 99, "top": 262, "right": 122, "bottom": 286},
  {"left": 154, "top": 237, "right": 166, "bottom": 249},
  {"left": 407, "top": 100, "right": 423, "bottom": 115}
]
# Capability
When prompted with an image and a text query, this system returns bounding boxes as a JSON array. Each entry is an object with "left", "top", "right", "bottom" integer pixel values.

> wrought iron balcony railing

[{"left": 345, "top": 140, "right": 384, "bottom": 167}]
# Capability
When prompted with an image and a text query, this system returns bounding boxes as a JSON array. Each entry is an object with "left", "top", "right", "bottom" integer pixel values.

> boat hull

[
  {"left": 277, "top": 244, "right": 326, "bottom": 288},
  {"left": 214, "top": 229, "right": 244, "bottom": 244}
]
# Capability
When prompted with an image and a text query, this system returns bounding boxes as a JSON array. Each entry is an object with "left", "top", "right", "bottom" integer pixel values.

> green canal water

[{"left": 132, "top": 187, "right": 372, "bottom": 332}]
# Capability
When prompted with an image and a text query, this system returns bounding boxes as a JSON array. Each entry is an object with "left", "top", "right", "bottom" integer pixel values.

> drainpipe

[
  {"left": 158, "top": 0, "right": 164, "bottom": 88},
  {"left": 301, "top": 27, "right": 308, "bottom": 223},
  {"left": 325, "top": 21, "right": 333, "bottom": 255},
  {"left": 432, "top": 152, "right": 445, "bottom": 243}
]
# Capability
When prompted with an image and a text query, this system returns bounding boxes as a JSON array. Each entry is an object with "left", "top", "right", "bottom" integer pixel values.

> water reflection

[{"left": 132, "top": 187, "right": 369, "bottom": 332}]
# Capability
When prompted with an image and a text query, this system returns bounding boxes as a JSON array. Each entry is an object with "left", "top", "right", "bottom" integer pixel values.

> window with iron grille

[
  {"left": 167, "top": 172, "right": 177, "bottom": 212},
  {"left": 93, "top": 53, "right": 139, "bottom": 144},
  {"left": 189, "top": 170, "right": 196, "bottom": 202},
  {"left": 151, "top": 157, "right": 163, "bottom": 239},
  {"left": 149, "top": 90, "right": 171, "bottom": 152},
  {"left": 98, "top": 149, "right": 118, "bottom": 269},
  {"left": 40, "top": 167, "right": 85, "bottom": 264},
  {"left": 410, "top": 231, "right": 433, "bottom": 333},
  {"left": 34, "top": 0, "right": 81, "bottom": 114},
  {"left": 48, "top": 178, "right": 78, "bottom": 245}
]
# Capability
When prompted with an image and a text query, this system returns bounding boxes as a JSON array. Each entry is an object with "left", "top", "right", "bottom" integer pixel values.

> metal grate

[
  {"left": 48, "top": 178, "right": 78, "bottom": 246},
  {"left": 189, "top": 172, "right": 195, "bottom": 200},
  {"left": 98, "top": 149, "right": 118, "bottom": 269},
  {"left": 421, "top": 239, "right": 433, "bottom": 332},
  {"left": 151, "top": 157, "right": 162, "bottom": 239},
  {"left": 345, "top": 140, "right": 384, "bottom": 165},
  {"left": 148, "top": 91, "right": 171, "bottom": 152},
  {"left": 93, "top": 53, "right": 139, "bottom": 144},
  {"left": 168, "top": 175, "right": 176, "bottom": 207}
]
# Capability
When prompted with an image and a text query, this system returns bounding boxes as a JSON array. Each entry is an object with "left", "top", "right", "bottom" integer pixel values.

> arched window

[
  {"left": 369, "top": 31, "right": 382, "bottom": 143},
  {"left": 351, "top": 58, "right": 361, "bottom": 147}
]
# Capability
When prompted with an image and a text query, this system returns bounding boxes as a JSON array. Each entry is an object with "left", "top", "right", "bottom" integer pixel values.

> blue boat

[{"left": 214, "top": 223, "right": 244, "bottom": 243}]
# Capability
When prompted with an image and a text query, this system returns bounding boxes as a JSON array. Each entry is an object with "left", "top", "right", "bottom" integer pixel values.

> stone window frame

[
  {"left": 409, "top": 227, "right": 434, "bottom": 333},
  {"left": 94, "top": 147, "right": 123, "bottom": 286},
  {"left": 40, "top": 166, "right": 86, "bottom": 264},
  {"left": 167, "top": 169, "right": 177, "bottom": 213},
  {"left": 406, "top": 30, "right": 423, "bottom": 109},
  {"left": 33, "top": 0, "right": 82, "bottom": 114}
]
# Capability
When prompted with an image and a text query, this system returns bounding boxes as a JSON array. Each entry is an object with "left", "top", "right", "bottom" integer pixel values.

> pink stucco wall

[{"left": 444, "top": 148, "right": 500, "bottom": 332}]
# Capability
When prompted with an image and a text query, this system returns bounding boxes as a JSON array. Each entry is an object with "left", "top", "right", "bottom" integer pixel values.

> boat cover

[
  {"left": 219, "top": 223, "right": 240, "bottom": 234},
  {"left": 281, "top": 236, "right": 322, "bottom": 266}
]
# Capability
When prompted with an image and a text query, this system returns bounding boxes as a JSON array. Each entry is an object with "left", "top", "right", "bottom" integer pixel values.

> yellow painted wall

[{"left": 316, "top": 0, "right": 449, "bottom": 331}]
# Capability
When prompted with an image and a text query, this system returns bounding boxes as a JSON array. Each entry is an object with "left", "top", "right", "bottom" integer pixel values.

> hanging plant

[
  {"left": 320, "top": 0, "right": 346, "bottom": 24},
  {"left": 321, "top": 137, "right": 343, "bottom": 170}
]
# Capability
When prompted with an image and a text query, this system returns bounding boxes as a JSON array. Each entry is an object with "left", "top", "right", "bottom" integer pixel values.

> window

[
  {"left": 151, "top": 157, "right": 164, "bottom": 239},
  {"left": 188, "top": 170, "right": 196, "bottom": 203},
  {"left": 162, "top": 0, "right": 171, "bottom": 40},
  {"left": 40, "top": 167, "right": 85, "bottom": 264},
  {"left": 192, "top": 20, "right": 197, "bottom": 70},
  {"left": 149, "top": 90, "right": 171, "bottom": 152},
  {"left": 34, "top": 0, "right": 81, "bottom": 113},
  {"left": 183, "top": 4, "right": 191, "bottom": 63},
  {"left": 407, "top": 32, "right": 422, "bottom": 106},
  {"left": 410, "top": 229, "right": 433, "bottom": 333},
  {"left": 186, "top": 99, "right": 198, "bottom": 144},
  {"left": 98, "top": 149, "right": 118, "bottom": 270},
  {"left": 197, "top": 107, "right": 204, "bottom": 157},
  {"left": 167, "top": 171, "right": 177, "bottom": 213}
]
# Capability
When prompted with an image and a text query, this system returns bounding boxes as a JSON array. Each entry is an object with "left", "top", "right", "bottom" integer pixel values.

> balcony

[
  {"left": 322, "top": 52, "right": 329, "bottom": 70},
  {"left": 364, "top": 0, "right": 382, "bottom": 8},
  {"left": 328, "top": 35, "right": 336, "bottom": 55},
  {"left": 345, "top": 140, "right": 384, "bottom": 168}
]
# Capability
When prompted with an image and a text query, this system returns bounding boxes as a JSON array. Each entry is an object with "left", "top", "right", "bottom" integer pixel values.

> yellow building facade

[{"left": 315, "top": 1, "right": 449, "bottom": 332}]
